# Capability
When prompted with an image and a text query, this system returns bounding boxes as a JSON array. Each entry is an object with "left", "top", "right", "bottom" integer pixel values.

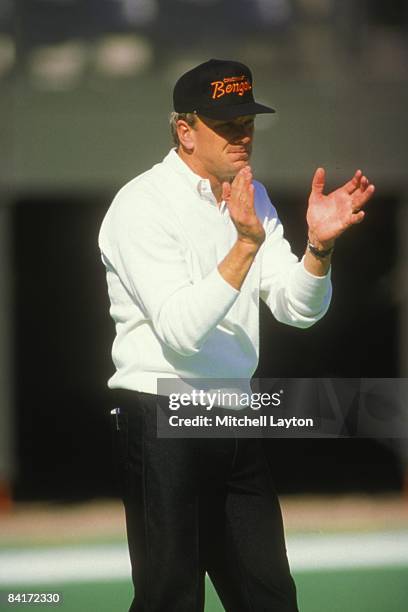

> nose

[
  {"left": 240, "top": 132, "right": 252, "bottom": 144},
  {"left": 233, "top": 124, "right": 253, "bottom": 144}
]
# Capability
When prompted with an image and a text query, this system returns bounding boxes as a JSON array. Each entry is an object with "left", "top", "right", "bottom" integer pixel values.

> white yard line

[
  {"left": 287, "top": 531, "right": 408, "bottom": 572},
  {"left": 0, "top": 531, "right": 407, "bottom": 586}
]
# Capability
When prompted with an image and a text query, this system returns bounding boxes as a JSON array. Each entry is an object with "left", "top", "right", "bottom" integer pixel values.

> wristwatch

[{"left": 307, "top": 239, "right": 334, "bottom": 259}]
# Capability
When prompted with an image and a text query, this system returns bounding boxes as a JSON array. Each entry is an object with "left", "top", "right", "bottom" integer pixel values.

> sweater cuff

[
  {"left": 288, "top": 257, "right": 331, "bottom": 307},
  {"left": 205, "top": 267, "right": 240, "bottom": 307}
]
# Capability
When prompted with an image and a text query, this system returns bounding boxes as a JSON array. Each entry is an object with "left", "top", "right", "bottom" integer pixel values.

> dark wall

[
  {"left": 256, "top": 190, "right": 399, "bottom": 379},
  {"left": 256, "top": 190, "right": 401, "bottom": 495},
  {"left": 13, "top": 193, "right": 115, "bottom": 500},
  {"left": 12, "top": 189, "right": 401, "bottom": 500}
]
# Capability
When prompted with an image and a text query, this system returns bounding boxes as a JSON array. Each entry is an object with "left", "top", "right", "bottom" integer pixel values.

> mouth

[{"left": 229, "top": 148, "right": 251, "bottom": 158}]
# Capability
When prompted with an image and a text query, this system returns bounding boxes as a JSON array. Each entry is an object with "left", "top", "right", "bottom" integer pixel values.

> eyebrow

[{"left": 215, "top": 117, "right": 255, "bottom": 125}]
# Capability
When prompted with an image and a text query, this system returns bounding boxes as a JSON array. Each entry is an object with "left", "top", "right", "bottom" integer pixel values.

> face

[{"left": 181, "top": 114, "right": 255, "bottom": 183}]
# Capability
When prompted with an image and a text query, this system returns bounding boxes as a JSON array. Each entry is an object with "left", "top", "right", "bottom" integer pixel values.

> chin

[
  {"left": 234, "top": 159, "right": 250, "bottom": 171},
  {"left": 218, "top": 160, "right": 250, "bottom": 183}
]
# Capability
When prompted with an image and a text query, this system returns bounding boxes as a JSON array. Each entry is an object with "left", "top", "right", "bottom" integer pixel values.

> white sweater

[{"left": 98, "top": 149, "right": 332, "bottom": 394}]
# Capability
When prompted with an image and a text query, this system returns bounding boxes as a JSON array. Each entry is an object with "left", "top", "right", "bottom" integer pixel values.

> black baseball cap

[{"left": 173, "top": 58, "right": 275, "bottom": 120}]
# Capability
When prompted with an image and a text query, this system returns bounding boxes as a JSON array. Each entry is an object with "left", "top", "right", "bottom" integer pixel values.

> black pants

[{"left": 110, "top": 389, "right": 299, "bottom": 612}]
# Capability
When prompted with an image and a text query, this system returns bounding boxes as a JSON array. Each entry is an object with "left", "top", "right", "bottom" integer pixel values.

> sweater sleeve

[
  {"left": 258, "top": 193, "right": 332, "bottom": 328},
  {"left": 102, "top": 192, "right": 239, "bottom": 356}
]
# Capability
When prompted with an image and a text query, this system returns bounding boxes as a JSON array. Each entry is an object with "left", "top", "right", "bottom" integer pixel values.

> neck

[{"left": 177, "top": 147, "right": 224, "bottom": 203}]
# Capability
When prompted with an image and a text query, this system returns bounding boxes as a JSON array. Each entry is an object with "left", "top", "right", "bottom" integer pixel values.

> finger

[
  {"left": 360, "top": 175, "right": 369, "bottom": 192},
  {"left": 229, "top": 180, "right": 248, "bottom": 216},
  {"left": 247, "top": 183, "right": 255, "bottom": 202},
  {"left": 360, "top": 175, "right": 373, "bottom": 193},
  {"left": 242, "top": 168, "right": 253, "bottom": 194},
  {"left": 311, "top": 167, "right": 326, "bottom": 195},
  {"left": 344, "top": 169, "right": 362, "bottom": 194},
  {"left": 236, "top": 180, "right": 255, "bottom": 212},
  {"left": 231, "top": 167, "right": 252, "bottom": 201},
  {"left": 222, "top": 181, "right": 231, "bottom": 201},
  {"left": 235, "top": 165, "right": 250, "bottom": 183},
  {"left": 352, "top": 184, "right": 375, "bottom": 210},
  {"left": 236, "top": 165, "right": 252, "bottom": 187},
  {"left": 230, "top": 170, "right": 245, "bottom": 195},
  {"left": 243, "top": 167, "right": 253, "bottom": 183},
  {"left": 238, "top": 165, "right": 251, "bottom": 177},
  {"left": 231, "top": 166, "right": 245, "bottom": 185},
  {"left": 350, "top": 210, "right": 365, "bottom": 224}
]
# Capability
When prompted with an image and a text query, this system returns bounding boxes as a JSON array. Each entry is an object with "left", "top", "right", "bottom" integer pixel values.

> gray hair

[{"left": 169, "top": 111, "right": 197, "bottom": 146}]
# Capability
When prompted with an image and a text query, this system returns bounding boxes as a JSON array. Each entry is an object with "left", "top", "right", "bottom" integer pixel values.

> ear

[{"left": 176, "top": 120, "right": 195, "bottom": 152}]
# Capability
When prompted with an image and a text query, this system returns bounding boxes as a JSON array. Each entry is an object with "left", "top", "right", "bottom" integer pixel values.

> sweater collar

[{"left": 163, "top": 149, "right": 218, "bottom": 206}]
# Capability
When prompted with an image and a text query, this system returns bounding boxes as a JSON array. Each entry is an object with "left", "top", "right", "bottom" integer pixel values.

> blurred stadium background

[{"left": 0, "top": 1, "right": 407, "bottom": 610}]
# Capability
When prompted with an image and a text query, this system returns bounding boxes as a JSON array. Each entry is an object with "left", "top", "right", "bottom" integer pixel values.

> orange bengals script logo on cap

[{"left": 210, "top": 75, "right": 252, "bottom": 99}]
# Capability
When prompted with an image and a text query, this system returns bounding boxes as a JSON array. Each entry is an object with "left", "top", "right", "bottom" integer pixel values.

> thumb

[
  {"left": 222, "top": 181, "right": 231, "bottom": 201},
  {"left": 311, "top": 167, "right": 326, "bottom": 195}
]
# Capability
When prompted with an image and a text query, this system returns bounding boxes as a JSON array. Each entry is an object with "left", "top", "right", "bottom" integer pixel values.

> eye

[
  {"left": 219, "top": 122, "right": 234, "bottom": 130},
  {"left": 213, "top": 119, "right": 254, "bottom": 133}
]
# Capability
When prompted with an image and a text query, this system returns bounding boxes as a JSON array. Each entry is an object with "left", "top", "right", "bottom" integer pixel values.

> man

[{"left": 98, "top": 59, "right": 375, "bottom": 611}]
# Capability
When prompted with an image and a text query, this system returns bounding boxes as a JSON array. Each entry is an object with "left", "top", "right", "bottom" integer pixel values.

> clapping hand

[
  {"left": 222, "top": 166, "right": 265, "bottom": 249},
  {"left": 307, "top": 168, "right": 375, "bottom": 249}
]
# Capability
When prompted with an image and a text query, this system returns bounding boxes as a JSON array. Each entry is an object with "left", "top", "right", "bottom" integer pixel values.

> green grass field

[
  {"left": 1, "top": 566, "right": 407, "bottom": 612},
  {"left": 1, "top": 499, "right": 407, "bottom": 611},
  {"left": 1, "top": 535, "right": 407, "bottom": 611}
]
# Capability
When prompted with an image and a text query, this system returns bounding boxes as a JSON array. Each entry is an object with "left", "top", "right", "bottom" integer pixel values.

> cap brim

[{"left": 195, "top": 101, "right": 275, "bottom": 120}]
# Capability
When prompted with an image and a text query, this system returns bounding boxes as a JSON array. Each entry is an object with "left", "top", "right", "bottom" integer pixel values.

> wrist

[
  {"left": 307, "top": 238, "right": 334, "bottom": 259},
  {"left": 307, "top": 232, "right": 335, "bottom": 252},
  {"left": 236, "top": 236, "right": 263, "bottom": 254}
]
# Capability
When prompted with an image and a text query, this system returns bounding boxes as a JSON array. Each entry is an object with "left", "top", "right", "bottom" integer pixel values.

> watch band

[{"left": 307, "top": 239, "right": 334, "bottom": 259}]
